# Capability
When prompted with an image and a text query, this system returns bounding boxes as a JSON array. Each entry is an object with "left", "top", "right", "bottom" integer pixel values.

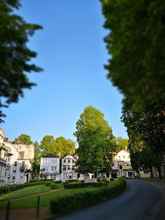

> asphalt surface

[{"left": 57, "top": 180, "right": 163, "bottom": 220}]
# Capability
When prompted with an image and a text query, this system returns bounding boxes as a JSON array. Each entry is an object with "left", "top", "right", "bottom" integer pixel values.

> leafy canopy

[
  {"left": 14, "top": 134, "right": 33, "bottom": 145},
  {"left": 101, "top": 0, "right": 165, "bottom": 170},
  {"left": 74, "top": 106, "right": 115, "bottom": 174},
  {"left": 40, "top": 135, "right": 75, "bottom": 157},
  {"left": 0, "top": 0, "right": 42, "bottom": 122}
]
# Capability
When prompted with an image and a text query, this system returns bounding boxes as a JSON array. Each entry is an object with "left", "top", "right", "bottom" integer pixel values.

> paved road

[{"left": 57, "top": 180, "right": 163, "bottom": 220}]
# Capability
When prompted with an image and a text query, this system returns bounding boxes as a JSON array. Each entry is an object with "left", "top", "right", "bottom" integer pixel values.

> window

[
  {"left": 51, "top": 166, "right": 56, "bottom": 171},
  {"left": 19, "top": 151, "right": 24, "bottom": 160}
]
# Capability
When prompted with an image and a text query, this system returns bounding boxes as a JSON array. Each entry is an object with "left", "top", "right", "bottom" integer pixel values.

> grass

[
  {"left": 0, "top": 179, "right": 126, "bottom": 210},
  {"left": 0, "top": 184, "right": 50, "bottom": 201},
  {"left": 0, "top": 184, "right": 104, "bottom": 209}
]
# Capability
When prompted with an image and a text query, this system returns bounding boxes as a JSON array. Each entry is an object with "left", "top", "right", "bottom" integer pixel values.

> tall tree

[
  {"left": 40, "top": 135, "right": 55, "bottom": 155},
  {"left": 40, "top": 135, "right": 75, "bottom": 157},
  {"left": 115, "top": 137, "right": 128, "bottom": 152},
  {"left": 32, "top": 141, "right": 41, "bottom": 178},
  {"left": 74, "top": 106, "right": 114, "bottom": 174},
  {"left": 101, "top": 0, "right": 165, "bottom": 171},
  {"left": 15, "top": 134, "right": 33, "bottom": 145},
  {"left": 0, "top": 0, "right": 42, "bottom": 122},
  {"left": 54, "top": 137, "right": 75, "bottom": 157}
]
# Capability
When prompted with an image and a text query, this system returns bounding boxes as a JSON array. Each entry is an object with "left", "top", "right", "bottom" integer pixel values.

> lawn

[
  {"left": 0, "top": 184, "right": 97, "bottom": 209},
  {"left": 0, "top": 179, "right": 126, "bottom": 210},
  {"left": 0, "top": 184, "right": 50, "bottom": 201}
]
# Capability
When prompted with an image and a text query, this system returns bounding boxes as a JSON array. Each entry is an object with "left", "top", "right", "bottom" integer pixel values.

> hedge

[
  {"left": 0, "top": 180, "right": 60, "bottom": 196},
  {"left": 50, "top": 177, "right": 126, "bottom": 216},
  {"left": 64, "top": 180, "right": 109, "bottom": 189}
]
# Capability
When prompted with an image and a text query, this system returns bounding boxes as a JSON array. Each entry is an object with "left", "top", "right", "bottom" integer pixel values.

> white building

[
  {"left": 0, "top": 129, "right": 34, "bottom": 185},
  {"left": 61, "top": 155, "right": 78, "bottom": 181},
  {"left": 112, "top": 150, "right": 136, "bottom": 178},
  {"left": 39, "top": 155, "right": 78, "bottom": 182},
  {"left": 40, "top": 155, "right": 60, "bottom": 180}
]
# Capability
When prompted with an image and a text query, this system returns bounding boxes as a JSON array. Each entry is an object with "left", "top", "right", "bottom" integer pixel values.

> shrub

[
  {"left": 0, "top": 184, "right": 26, "bottom": 195},
  {"left": 64, "top": 180, "right": 109, "bottom": 189},
  {"left": 0, "top": 180, "right": 54, "bottom": 196},
  {"left": 50, "top": 177, "right": 126, "bottom": 216},
  {"left": 49, "top": 183, "right": 63, "bottom": 190},
  {"left": 65, "top": 179, "right": 80, "bottom": 184},
  {"left": 54, "top": 181, "right": 62, "bottom": 184}
]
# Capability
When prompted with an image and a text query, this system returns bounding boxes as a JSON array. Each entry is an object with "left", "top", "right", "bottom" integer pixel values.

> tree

[
  {"left": 128, "top": 134, "right": 162, "bottom": 178},
  {"left": 32, "top": 141, "right": 41, "bottom": 178},
  {"left": 0, "top": 0, "right": 42, "bottom": 122},
  {"left": 54, "top": 137, "right": 75, "bottom": 157},
  {"left": 115, "top": 137, "right": 128, "bottom": 152},
  {"left": 101, "top": 0, "right": 165, "bottom": 111},
  {"left": 40, "top": 135, "right": 55, "bottom": 155},
  {"left": 74, "top": 106, "right": 114, "bottom": 174},
  {"left": 15, "top": 134, "right": 33, "bottom": 145},
  {"left": 103, "top": 137, "right": 117, "bottom": 176},
  {"left": 40, "top": 135, "right": 75, "bottom": 157},
  {"left": 101, "top": 0, "right": 165, "bottom": 172}
]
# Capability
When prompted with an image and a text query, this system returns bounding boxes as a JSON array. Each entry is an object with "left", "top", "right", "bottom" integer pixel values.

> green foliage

[
  {"left": 64, "top": 181, "right": 109, "bottom": 189},
  {"left": 0, "top": 0, "right": 42, "bottom": 122},
  {"left": 54, "top": 137, "right": 75, "bottom": 157},
  {"left": 0, "top": 181, "right": 46, "bottom": 196},
  {"left": 50, "top": 177, "right": 126, "bottom": 216},
  {"left": 32, "top": 141, "right": 42, "bottom": 177},
  {"left": 101, "top": 0, "right": 165, "bottom": 109},
  {"left": 40, "top": 135, "right": 55, "bottom": 155},
  {"left": 115, "top": 137, "right": 128, "bottom": 151},
  {"left": 74, "top": 106, "right": 114, "bottom": 174},
  {"left": 14, "top": 134, "right": 33, "bottom": 145},
  {"left": 128, "top": 134, "right": 162, "bottom": 175},
  {"left": 0, "top": 184, "right": 50, "bottom": 201},
  {"left": 49, "top": 183, "right": 63, "bottom": 190},
  {"left": 40, "top": 135, "right": 75, "bottom": 157},
  {"left": 101, "top": 0, "right": 165, "bottom": 171}
]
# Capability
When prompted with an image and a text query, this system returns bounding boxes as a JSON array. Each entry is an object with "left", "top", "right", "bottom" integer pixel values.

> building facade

[
  {"left": 40, "top": 155, "right": 78, "bottom": 182},
  {"left": 40, "top": 155, "right": 60, "bottom": 180},
  {"left": 0, "top": 129, "right": 34, "bottom": 185},
  {"left": 112, "top": 150, "right": 136, "bottom": 178},
  {"left": 61, "top": 155, "right": 78, "bottom": 181}
]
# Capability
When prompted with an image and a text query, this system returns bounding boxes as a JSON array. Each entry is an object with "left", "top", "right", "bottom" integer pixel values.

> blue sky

[{"left": 2, "top": 0, "right": 127, "bottom": 142}]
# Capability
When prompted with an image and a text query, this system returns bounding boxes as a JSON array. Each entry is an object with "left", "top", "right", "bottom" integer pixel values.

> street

[{"left": 57, "top": 180, "right": 164, "bottom": 220}]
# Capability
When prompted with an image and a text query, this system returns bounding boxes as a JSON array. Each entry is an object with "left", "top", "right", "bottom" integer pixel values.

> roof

[{"left": 42, "top": 154, "right": 59, "bottom": 158}]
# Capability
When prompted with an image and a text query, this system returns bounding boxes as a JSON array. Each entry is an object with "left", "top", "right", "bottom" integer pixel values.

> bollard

[
  {"left": 5, "top": 201, "right": 10, "bottom": 220},
  {"left": 36, "top": 196, "right": 41, "bottom": 219}
]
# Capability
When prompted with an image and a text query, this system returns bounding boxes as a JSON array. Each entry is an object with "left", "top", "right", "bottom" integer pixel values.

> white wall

[
  {"left": 0, "top": 131, "right": 34, "bottom": 185},
  {"left": 40, "top": 157, "right": 60, "bottom": 179},
  {"left": 62, "top": 155, "right": 77, "bottom": 181}
]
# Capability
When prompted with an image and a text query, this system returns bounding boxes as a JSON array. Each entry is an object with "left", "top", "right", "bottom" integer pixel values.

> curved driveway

[{"left": 57, "top": 180, "right": 163, "bottom": 220}]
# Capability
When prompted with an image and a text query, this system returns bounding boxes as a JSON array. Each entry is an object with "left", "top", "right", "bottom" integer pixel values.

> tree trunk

[
  {"left": 150, "top": 167, "right": 153, "bottom": 178},
  {"left": 158, "top": 166, "right": 162, "bottom": 179}
]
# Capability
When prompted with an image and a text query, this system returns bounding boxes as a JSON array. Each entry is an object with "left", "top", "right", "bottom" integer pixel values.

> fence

[{"left": 0, "top": 196, "right": 48, "bottom": 220}]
